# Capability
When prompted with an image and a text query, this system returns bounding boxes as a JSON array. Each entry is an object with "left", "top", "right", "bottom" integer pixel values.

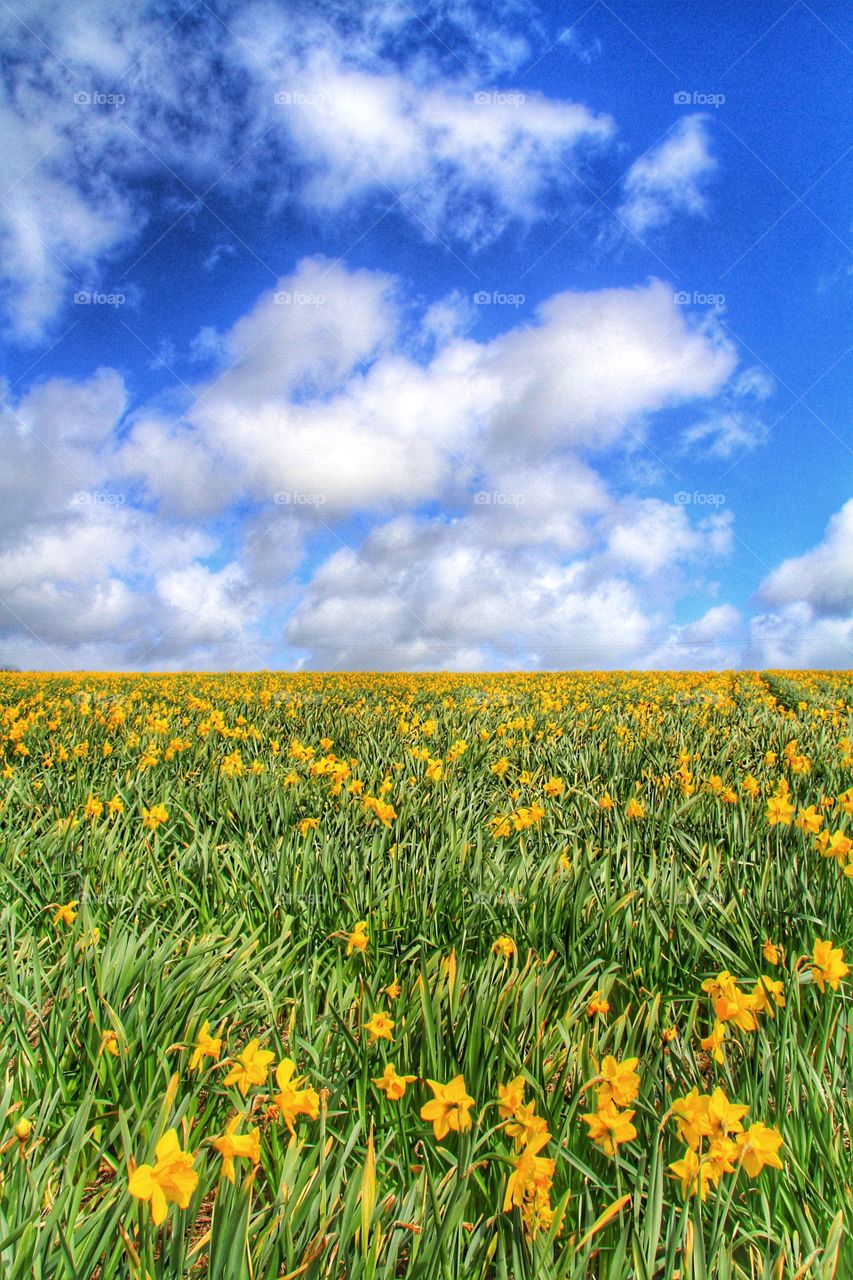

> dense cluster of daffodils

[{"left": 668, "top": 1088, "right": 783, "bottom": 1200}]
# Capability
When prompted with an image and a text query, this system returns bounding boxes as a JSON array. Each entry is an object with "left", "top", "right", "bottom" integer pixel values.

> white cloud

[
  {"left": 748, "top": 604, "right": 853, "bottom": 669},
  {"left": 98, "top": 260, "right": 745, "bottom": 669},
  {"left": 680, "top": 361, "right": 772, "bottom": 459},
  {"left": 0, "top": 250, "right": 754, "bottom": 671},
  {"left": 285, "top": 514, "right": 658, "bottom": 670},
  {"left": 746, "top": 501, "right": 853, "bottom": 668},
  {"left": 0, "top": 0, "right": 616, "bottom": 337},
  {"left": 557, "top": 28, "right": 603, "bottom": 63},
  {"left": 265, "top": 52, "right": 614, "bottom": 246},
  {"left": 218, "top": 258, "right": 399, "bottom": 403},
  {"left": 758, "top": 500, "right": 853, "bottom": 616},
  {"left": 619, "top": 115, "right": 716, "bottom": 235},
  {"left": 681, "top": 603, "right": 741, "bottom": 643},
  {"left": 603, "top": 499, "right": 732, "bottom": 577},
  {"left": 284, "top": 482, "right": 735, "bottom": 670},
  {"left": 733, "top": 367, "right": 774, "bottom": 400},
  {"left": 120, "top": 264, "right": 738, "bottom": 521},
  {"left": 155, "top": 563, "right": 248, "bottom": 646},
  {"left": 0, "top": 368, "right": 128, "bottom": 533},
  {"left": 0, "top": 121, "right": 136, "bottom": 342},
  {"left": 471, "top": 458, "right": 609, "bottom": 554},
  {"left": 639, "top": 604, "right": 743, "bottom": 670},
  {"left": 681, "top": 410, "right": 768, "bottom": 458},
  {"left": 482, "top": 279, "right": 735, "bottom": 453},
  {"left": 0, "top": 366, "right": 262, "bottom": 667}
]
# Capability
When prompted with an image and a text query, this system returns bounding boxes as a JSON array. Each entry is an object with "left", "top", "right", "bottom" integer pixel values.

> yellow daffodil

[
  {"left": 273, "top": 1058, "right": 320, "bottom": 1133},
  {"left": 735, "top": 1122, "right": 784, "bottom": 1176},
  {"left": 52, "top": 901, "right": 78, "bottom": 927},
  {"left": 364, "top": 1011, "right": 395, "bottom": 1042},
  {"left": 345, "top": 920, "right": 369, "bottom": 955},
  {"left": 766, "top": 795, "right": 795, "bottom": 826},
  {"left": 141, "top": 804, "right": 169, "bottom": 831},
  {"left": 189, "top": 1021, "right": 222, "bottom": 1071},
  {"left": 669, "top": 1147, "right": 710, "bottom": 1200},
  {"left": 503, "top": 1132, "right": 554, "bottom": 1212},
  {"left": 597, "top": 1055, "right": 640, "bottom": 1108},
  {"left": 372, "top": 1064, "right": 417, "bottom": 1100},
  {"left": 751, "top": 975, "right": 785, "bottom": 1017},
  {"left": 505, "top": 1100, "right": 549, "bottom": 1149},
  {"left": 420, "top": 1075, "right": 475, "bottom": 1140},
  {"left": 581, "top": 1101, "right": 637, "bottom": 1156},
  {"left": 586, "top": 990, "right": 610, "bottom": 1018},
  {"left": 211, "top": 1117, "right": 260, "bottom": 1182},
  {"left": 497, "top": 1076, "right": 525, "bottom": 1120},
  {"left": 700, "top": 1019, "right": 727, "bottom": 1063},
  {"left": 223, "top": 1039, "right": 275, "bottom": 1096},
  {"left": 128, "top": 1129, "right": 197, "bottom": 1226},
  {"left": 795, "top": 805, "right": 823, "bottom": 834},
  {"left": 810, "top": 938, "right": 849, "bottom": 993},
  {"left": 99, "top": 1030, "right": 120, "bottom": 1057}
]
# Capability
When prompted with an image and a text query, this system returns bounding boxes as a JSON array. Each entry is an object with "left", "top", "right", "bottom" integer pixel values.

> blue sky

[{"left": 0, "top": 0, "right": 851, "bottom": 670}]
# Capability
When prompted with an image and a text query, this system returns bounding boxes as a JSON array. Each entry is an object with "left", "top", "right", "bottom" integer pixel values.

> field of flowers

[{"left": 1, "top": 669, "right": 853, "bottom": 1279}]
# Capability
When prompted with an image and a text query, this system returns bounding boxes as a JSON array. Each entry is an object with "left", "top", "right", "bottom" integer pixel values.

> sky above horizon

[{"left": 0, "top": 0, "right": 851, "bottom": 672}]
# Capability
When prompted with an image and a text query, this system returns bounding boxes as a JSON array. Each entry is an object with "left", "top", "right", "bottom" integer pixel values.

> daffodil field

[{"left": 2, "top": 669, "right": 853, "bottom": 1279}]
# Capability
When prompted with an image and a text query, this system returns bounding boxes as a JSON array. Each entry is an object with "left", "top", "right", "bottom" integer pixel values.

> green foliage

[{"left": 0, "top": 669, "right": 850, "bottom": 1278}]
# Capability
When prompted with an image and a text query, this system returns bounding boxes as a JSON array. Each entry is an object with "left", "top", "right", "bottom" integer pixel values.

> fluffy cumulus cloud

[
  {"left": 0, "top": 368, "right": 127, "bottom": 532},
  {"left": 119, "top": 261, "right": 738, "bottom": 520},
  {"left": 758, "top": 501, "right": 853, "bottom": 617},
  {"left": 0, "top": 252, "right": 755, "bottom": 669},
  {"left": 106, "top": 261, "right": 742, "bottom": 669},
  {"left": 640, "top": 604, "right": 743, "bottom": 670},
  {"left": 747, "top": 501, "right": 853, "bottom": 668},
  {"left": 284, "top": 501, "right": 736, "bottom": 671},
  {"left": 0, "top": 367, "right": 259, "bottom": 669},
  {"left": 284, "top": 515, "right": 659, "bottom": 671}
]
